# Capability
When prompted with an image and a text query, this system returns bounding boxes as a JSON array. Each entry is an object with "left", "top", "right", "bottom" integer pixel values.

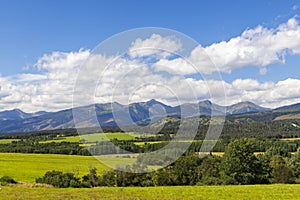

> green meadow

[
  {"left": 40, "top": 132, "right": 153, "bottom": 144},
  {"left": 0, "top": 139, "right": 19, "bottom": 144},
  {"left": 0, "top": 153, "right": 135, "bottom": 182},
  {"left": 0, "top": 184, "right": 299, "bottom": 200}
]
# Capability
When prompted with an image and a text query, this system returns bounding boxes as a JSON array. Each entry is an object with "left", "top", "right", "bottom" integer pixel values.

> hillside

[{"left": 0, "top": 100, "right": 300, "bottom": 133}]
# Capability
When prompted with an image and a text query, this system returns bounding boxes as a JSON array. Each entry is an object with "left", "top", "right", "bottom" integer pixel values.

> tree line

[
  {"left": 35, "top": 138, "right": 300, "bottom": 188},
  {"left": 0, "top": 137, "right": 299, "bottom": 156},
  {"left": 0, "top": 140, "right": 90, "bottom": 155}
]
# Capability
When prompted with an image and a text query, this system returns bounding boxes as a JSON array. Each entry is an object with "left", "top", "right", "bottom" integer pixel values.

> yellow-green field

[
  {"left": 0, "top": 139, "right": 19, "bottom": 144},
  {"left": 281, "top": 137, "right": 300, "bottom": 141},
  {"left": 0, "top": 132, "right": 160, "bottom": 145},
  {"left": 0, "top": 184, "right": 299, "bottom": 200},
  {"left": 40, "top": 132, "right": 154, "bottom": 144},
  {"left": 0, "top": 153, "right": 135, "bottom": 182}
]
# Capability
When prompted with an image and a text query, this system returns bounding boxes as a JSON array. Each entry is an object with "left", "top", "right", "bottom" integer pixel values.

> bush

[
  {"left": 36, "top": 170, "right": 80, "bottom": 188},
  {"left": 0, "top": 176, "right": 17, "bottom": 184}
]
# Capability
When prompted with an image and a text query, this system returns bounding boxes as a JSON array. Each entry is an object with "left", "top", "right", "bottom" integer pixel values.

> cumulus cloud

[
  {"left": 35, "top": 49, "right": 90, "bottom": 71},
  {"left": 1, "top": 49, "right": 300, "bottom": 112},
  {"left": 205, "top": 17, "right": 300, "bottom": 73},
  {"left": 2, "top": 17, "right": 300, "bottom": 112},
  {"left": 152, "top": 17, "right": 300, "bottom": 75},
  {"left": 153, "top": 58, "right": 198, "bottom": 75},
  {"left": 129, "top": 34, "right": 182, "bottom": 59},
  {"left": 13, "top": 74, "right": 47, "bottom": 83},
  {"left": 219, "top": 78, "right": 300, "bottom": 108},
  {"left": 0, "top": 49, "right": 90, "bottom": 112}
]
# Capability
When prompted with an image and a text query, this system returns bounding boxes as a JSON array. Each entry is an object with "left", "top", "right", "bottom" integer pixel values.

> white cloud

[
  {"left": 1, "top": 48, "right": 300, "bottom": 112},
  {"left": 13, "top": 74, "right": 47, "bottom": 83},
  {"left": 129, "top": 34, "right": 182, "bottom": 59},
  {"left": 0, "top": 49, "right": 90, "bottom": 112},
  {"left": 153, "top": 58, "right": 198, "bottom": 75},
  {"left": 151, "top": 17, "right": 300, "bottom": 75},
  {"left": 2, "top": 17, "right": 300, "bottom": 112},
  {"left": 205, "top": 17, "right": 300, "bottom": 73},
  {"left": 221, "top": 78, "right": 300, "bottom": 108},
  {"left": 35, "top": 49, "right": 90, "bottom": 71}
]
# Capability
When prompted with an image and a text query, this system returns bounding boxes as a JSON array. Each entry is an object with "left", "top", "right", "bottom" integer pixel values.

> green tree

[
  {"left": 36, "top": 170, "right": 80, "bottom": 188},
  {"left": 265, "top": 146, "right": 290, "bottom": 157},
  {"left": 270, "top": 155, "right": 295, "bottom": 184},
  {"left": 98, "top": 170, "right": 117, "bottom": 187},
  {"left": 172, "top": 154, "right": 201, "bottom": 185},
  {"left": 289, "top": 147, "right": 300, "bottom": 180},
  {"left": 82, "top": 167, "right": 99, "bottom": 187},
  {"left": 152, "top": 167, "right": 176, "bottom": 186},
  {"left": 221, "top": 138, "right": 264, "bottom": 184},
  {"left": 197, "top": 155, "right": 222, "bottom": 185}
]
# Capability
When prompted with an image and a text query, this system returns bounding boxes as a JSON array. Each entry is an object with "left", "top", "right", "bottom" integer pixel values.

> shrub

[
  {"left": 0, "top": 176, "right": 17, "bottom": 184},
  {"left": 36, "top": 170, "right": 80, "bottom": 188}
]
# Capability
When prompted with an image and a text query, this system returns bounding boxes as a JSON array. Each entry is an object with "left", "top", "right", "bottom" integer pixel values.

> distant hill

[
  {"left": 274, "top": 102, "right": 300, "bottom": 112},
  {"left": 0, "top": 100, "right": 299, "bottom": 133},
  {"left": 0, "top": 109, "right": 50, "bottom": 121},
  {"left": 226, "top": 101, "right": 270, "bottom": 114}
]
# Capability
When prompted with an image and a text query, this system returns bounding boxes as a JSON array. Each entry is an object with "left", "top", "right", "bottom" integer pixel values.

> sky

[{"left": 1, "top": 0, "right": 300, "bottom": 112}]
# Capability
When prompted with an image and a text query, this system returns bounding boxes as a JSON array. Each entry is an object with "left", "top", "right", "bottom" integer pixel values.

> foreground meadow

[
  {"left": 0, "top": 184, "right": 299, "bottom": 200},
  {"left": 0, "top": 153, "right": 135, "bottom": 182}
]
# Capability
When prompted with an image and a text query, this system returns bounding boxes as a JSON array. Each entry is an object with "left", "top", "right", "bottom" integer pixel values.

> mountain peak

[
  {"left": 12, "top": 108, "right": 26, "bottom": 113},
  {"left": 226, "top": 101, "right": 270, "bottom": 114},
  {"left": 143, "top": 99, "right": 170, "bottom": 108},
  {"left": 1, "top": 99, "right": 300, "bottom": 133},
  {"left": 235, "top": 101, "right": 257, "bottom": 106},
  {"left": 148, "top": 99, "right": 159, "bottom": 103},
  {"left": 198, "top": 100, "right": 212, "bottom": 106},
  {"left": 146, "top": 99, "right": 161, "bottom": 105}
]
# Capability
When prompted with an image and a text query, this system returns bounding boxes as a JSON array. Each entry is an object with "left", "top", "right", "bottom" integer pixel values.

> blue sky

[
  {"left": 1, "top": 0, "right": 300, "bottom": 111},
  {"left": 1, "top": 0, "right": 298, "bottom": 76}
]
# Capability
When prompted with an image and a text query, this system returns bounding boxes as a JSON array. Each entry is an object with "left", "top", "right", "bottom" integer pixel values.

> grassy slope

[
  {"left": 0, "top": 139, "right": 19, "bottom": 144},
  {"left": 0, "top": 153, "right": 135, "bottom": 182},
  {"left": 0, "top": 184, "right": 299, "bottom": 200},
  {"left": 40, "top": 132, "right": 147, "bottom": 144}
]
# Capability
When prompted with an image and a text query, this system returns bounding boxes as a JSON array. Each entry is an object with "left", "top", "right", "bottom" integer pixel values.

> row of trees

[
  {"left": 0, "top": 136, "right": 299, "bottom": 157},
  {"left": 36, "top": 139, "right": 300, "bottom": 187},
  {"left": 0, "top": 141, "right": 90, "bottom": 155},
  {"left": 85, "top": 138, "right": 300, "bottom": 156}
]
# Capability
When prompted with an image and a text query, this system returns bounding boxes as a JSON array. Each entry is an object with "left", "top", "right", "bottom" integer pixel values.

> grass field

[
  {"left": 0, "top": 139, "right": 19, "bottom": 144},
  {"left": 0, "top": 132, "right": 160, "bottom": 145},
  {"left": 0, "top": 153, "right": 135, "bottom": 182},
  {"left": 0, "top": 184, "right": 299, "bottom": 200},
  {"left": 281, "top": 137, "right": 300, "bottom": 141},
  {"left": 40, "top": 132, "right": 153, "bottom": 144}
]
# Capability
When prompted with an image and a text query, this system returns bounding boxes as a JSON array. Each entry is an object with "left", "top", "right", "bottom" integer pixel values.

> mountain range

[{"left": 0, "top": 99, "right": 299, "bottom": 133}]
